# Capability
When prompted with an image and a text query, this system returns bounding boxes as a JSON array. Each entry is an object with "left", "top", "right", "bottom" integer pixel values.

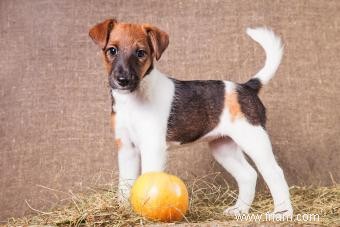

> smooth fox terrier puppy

[{"left": 89, "top": 19, "right": 293, "bottom": 217}]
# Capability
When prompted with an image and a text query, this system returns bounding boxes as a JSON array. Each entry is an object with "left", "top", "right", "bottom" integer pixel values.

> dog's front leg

[
  {"left": 117, "top": 138, "right": 140, "bottom": 204},
  {"left": 139, "top": 138, "right": 167, "bottom": 174}
]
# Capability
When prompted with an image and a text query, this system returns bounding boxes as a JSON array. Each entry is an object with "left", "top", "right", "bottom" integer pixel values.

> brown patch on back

[{"left": 225, "top": 92, "right": 243, "bottom": 121}]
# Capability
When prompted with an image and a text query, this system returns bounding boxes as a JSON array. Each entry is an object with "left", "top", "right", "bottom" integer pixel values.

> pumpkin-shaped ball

[{"left": 130, "top": 172, "right": 189, "bottom": 222}]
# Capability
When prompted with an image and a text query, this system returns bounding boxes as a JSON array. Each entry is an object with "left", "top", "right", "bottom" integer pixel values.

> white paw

[{"left": 223, "top": 205, "right": 250, "bottom": 216}]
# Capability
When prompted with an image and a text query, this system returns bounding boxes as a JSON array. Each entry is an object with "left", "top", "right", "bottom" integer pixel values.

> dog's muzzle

[
  {"left": 109, "top": 73, "right": 139, "bottom": 92},
  {"left": 116, "top": 76, "right": 130, "bottom": 87}
]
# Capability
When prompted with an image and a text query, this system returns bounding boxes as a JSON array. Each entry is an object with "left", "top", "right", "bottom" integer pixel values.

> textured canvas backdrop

[{"left": 0, "top": 0, "right": 339, "bottom": 220}]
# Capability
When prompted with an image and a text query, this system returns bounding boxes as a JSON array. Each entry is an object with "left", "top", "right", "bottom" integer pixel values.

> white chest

[{"left": 112, "top": 69, "right": 175, "bottom": 148}]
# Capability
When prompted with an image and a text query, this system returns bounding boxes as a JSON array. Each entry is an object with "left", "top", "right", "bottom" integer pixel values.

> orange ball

[{"left": 130, "top": 172, "right": 189, "bottom": 222}]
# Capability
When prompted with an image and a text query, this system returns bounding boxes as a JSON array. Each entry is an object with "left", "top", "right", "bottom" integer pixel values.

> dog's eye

[
  {"left": 107, "top": 47, "right": 118, "bottom": 56},
  {"left": 136, "top": 49, "right": 146, "bottom": 58}
]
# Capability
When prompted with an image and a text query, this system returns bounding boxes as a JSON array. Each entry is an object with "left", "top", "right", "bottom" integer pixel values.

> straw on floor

[{"left": 8, "top": 173, "right": 339, "bottom": 226}]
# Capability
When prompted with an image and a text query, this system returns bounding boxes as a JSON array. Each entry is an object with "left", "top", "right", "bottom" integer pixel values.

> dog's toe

[{"left": 223, "top": 205, "right": 249, "bottom": 216}]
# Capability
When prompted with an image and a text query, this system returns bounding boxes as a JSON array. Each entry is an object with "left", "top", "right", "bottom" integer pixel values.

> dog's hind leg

[
  {"left": 227, "top": 119, "right": 293, "bottom": 217},
  {"left": 209, "top": 137, "right": 257, "bottom": 215}
]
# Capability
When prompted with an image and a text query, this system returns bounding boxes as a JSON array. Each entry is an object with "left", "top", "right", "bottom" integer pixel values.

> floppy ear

[
  {"left": 89, "top": 18, "right": 117, "bottom": 50},
  {"left": 142, "top": 24, "right": 169, "bottom": 61}
]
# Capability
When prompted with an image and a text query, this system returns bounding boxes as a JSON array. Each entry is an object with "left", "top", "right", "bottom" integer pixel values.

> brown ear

[
  {"left": 89, "top": 19, "right": 117, "bottom": 50},
  {"left": 143, "top": 24, "right": 169, "bottom": 61}
]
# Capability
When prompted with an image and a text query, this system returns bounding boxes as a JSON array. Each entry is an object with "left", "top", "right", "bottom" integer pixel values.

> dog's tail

[{"left": 244, "top": 27, "right": 283, "bottom": 92}]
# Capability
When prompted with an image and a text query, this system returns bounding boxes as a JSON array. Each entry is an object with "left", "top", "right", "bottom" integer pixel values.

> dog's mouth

[
  {"left": 115, "top": 85, "right": 138, "bottom": 93},
  {"left": 109, "top": 78, "right": 139, "bottom": 93}
]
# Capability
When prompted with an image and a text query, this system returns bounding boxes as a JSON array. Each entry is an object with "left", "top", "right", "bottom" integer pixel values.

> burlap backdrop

[{"left": 0, "top": 0, "right": 339, "bottom": 220}]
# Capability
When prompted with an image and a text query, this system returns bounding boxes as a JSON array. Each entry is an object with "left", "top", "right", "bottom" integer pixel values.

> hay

[{"left": 8, "top": 173, "right": 339, "bottom": 226}]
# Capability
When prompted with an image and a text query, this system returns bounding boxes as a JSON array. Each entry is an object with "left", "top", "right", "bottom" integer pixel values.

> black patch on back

[
  {"left": 237, "top": 78, "right": 266, "bottom": 127},
  {"left": 243, "top": 78, "right": 262, "bottom": 93},
  {"left": 167, "top": 79, "right": 225, "bottom": 144}
]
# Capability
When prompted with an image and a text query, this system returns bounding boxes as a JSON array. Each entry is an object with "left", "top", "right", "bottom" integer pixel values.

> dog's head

[{"left": 89, "top": 19, "right": 169, "bottom": 92}]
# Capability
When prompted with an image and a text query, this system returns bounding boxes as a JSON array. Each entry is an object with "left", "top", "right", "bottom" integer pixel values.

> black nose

[{"left": 117, "top": 76, "right": 130, "bottom": 87}]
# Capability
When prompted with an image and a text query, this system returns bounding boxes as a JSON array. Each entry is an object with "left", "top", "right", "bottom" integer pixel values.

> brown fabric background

[{"left": 0, "top": 0, "right": 339, "bottom": 220}]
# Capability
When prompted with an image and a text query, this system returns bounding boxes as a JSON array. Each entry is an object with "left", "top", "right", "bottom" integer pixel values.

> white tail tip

[{"left": 246, "top": 27, "right": 283, "bottom": 85}]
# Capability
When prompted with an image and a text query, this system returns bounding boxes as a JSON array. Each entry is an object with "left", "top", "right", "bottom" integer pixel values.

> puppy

[{"left": 89, "top": 19, "right": 293, "bottom": 217}]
